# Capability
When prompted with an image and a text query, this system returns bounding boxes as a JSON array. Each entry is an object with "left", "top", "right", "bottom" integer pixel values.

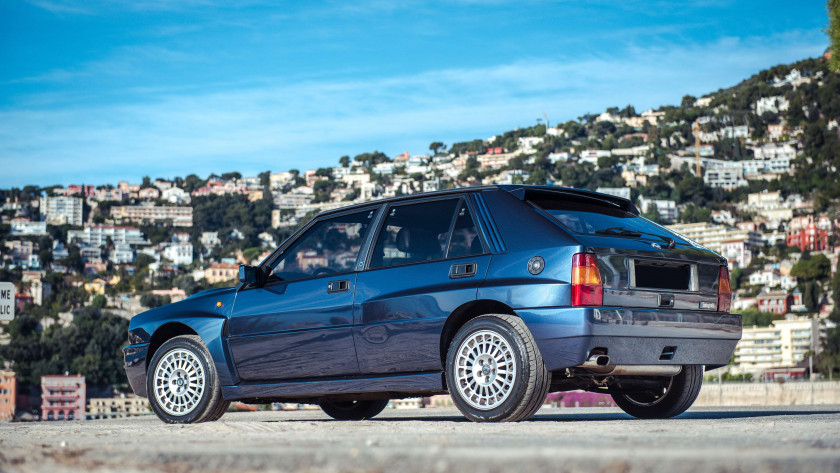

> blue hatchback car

[{"left": 124, "top": 185, "right": 741, "bottom": 423}]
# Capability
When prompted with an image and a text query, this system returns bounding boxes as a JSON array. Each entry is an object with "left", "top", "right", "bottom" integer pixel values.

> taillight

[
  {"left": 572, "top": 253, "right": 603, "bottom": 306},
  {"left": 717, "top": 266, "right": 731, "bottom": 313}
]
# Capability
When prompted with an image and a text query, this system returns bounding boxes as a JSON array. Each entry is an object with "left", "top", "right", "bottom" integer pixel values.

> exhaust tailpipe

[{"left": 579, "top": 355, "right": 681, "bottom": 376}]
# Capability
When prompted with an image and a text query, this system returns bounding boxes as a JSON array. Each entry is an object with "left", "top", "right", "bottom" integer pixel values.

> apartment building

[
  {"left": 163, "top": 243, "right": 194, "bottom": 266},
  {"left": 787, "top": 223, "right": 830, "bottom": 252},
  {"left": 67, "top": 225, "right": 148, "bottom": 247},
  {"left": 637, "top": 196, "right": 678, "bottom": 222},
  {"left": 0, "top": 370, "right": 16, "bottom": 422},
  {"left": 756, "top": 291, "right": 792, "bottom": 314},
  {"left": 704, "top": 166, "right": 747, "bottom": 189},
  {"left": 39, "top": 196, "right": 83, "bottom": 226},
  {"left": 206, "top": 262, "right": 239, "bottom": 284},
  {"left": 10, "top": 220, "right": 48, "bottom": 236},
  {"left": 110, "top": 205, "right": 193, "bottom": 227},
  {"left": 88, "top": 396, "right": 150, "bottom": 419},
  {"left": 595, "top": 187, "right": 631, "bottom": 200},
  {"left": 733, "top": 316, "right": 831, "bottom": 374},
  {"left": 666, "top": 222, "right": 763, "bottom": 256},
  {"left": 41, "top": 374, "right": 85, "bottom": 421}
]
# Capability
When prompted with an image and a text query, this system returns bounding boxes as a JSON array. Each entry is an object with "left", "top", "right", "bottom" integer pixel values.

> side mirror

[{"left": 239, "top": 265, "right": 259, "bottom": 285}]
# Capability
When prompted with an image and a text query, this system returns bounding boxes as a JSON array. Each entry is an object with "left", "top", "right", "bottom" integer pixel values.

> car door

[
  {"left": 228, "top": 206, "right": 379, "bottom": 382},
  {"left": 353, "top": 196, "right": 492, "bottom": 375}
]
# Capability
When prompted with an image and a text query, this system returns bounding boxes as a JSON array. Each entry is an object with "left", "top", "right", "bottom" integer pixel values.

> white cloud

[{"left": 0, "top": 30, "right": 827, "bottom": 187}]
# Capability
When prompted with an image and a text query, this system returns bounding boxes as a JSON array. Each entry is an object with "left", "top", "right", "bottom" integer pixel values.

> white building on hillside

[
  {"left": 733, "top": 316, "right": 834, "bottom": 374},
  {"left": 163, "top": 243, "right": 194, "bottom": 267},
  {"left": 595, "top": 187, "right": 631, "bottom": 200},
  {"left": 637, "top": 196, "right": 678, "bottom": 222},
  {"left": 40, "top": 196, "right": 83, "bottom": 227},
  {"left": 10, "top": 220, "right": 48, "bottom": 236}
]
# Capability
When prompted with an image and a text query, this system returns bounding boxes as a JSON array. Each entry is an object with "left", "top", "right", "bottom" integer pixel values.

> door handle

[
  {"left": 450, "top": 262, "right": 477, "bottom": 279},
  {"left": 327, "top": 279, "right": 351, "bottom": 293}
]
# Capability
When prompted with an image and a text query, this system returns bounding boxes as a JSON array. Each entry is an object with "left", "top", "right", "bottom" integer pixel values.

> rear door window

[
  {"left": 447, "top": 200, "right": 484, "bottom": 258},
  {"left": 370, "top": 198, "right": 460, "bottom": 269}
]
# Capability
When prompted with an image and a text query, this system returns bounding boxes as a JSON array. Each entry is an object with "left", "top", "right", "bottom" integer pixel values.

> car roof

[{"left": 312, "top": 184, "right": 636, "bottom": 219}]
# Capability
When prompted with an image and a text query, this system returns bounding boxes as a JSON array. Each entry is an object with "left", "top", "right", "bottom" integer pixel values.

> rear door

[{"left": 353, "top": 196, "right": 491, "bottom": 375}]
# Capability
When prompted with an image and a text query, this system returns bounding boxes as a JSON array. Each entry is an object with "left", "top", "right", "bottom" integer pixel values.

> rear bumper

[
  {"left": 518, "top": 307, "right": 742, "bottom": 372},
  {"left": 123, "top": 343, "right": 149, "bottom": 398}
]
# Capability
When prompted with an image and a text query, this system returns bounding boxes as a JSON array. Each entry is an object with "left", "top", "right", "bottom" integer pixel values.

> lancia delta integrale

[{"left": 124, "top": 185, "right": 740, "bottom": 423}]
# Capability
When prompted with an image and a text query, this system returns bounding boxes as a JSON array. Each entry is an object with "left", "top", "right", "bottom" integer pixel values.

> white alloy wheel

[
  {"left": 153, "top": 348, "right": 207, "bottom": 416},
  {"left": 454, "top": 329, "right": 517, "bottom": 410}
]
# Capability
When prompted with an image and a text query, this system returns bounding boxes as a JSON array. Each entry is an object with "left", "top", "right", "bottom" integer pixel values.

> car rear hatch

[{"left": 522, "top": 187, "right": 727, "bottom": 312}]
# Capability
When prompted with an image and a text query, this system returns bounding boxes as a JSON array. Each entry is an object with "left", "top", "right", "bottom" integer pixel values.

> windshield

[{"left": 528, "top": 195, "right": 688, "bottom": 245}]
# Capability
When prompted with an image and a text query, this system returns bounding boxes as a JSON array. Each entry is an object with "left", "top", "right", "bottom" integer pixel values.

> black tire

[
  {"left": 320, "top": 400, "right": 389, "bottom": 420},
  {"left": 445, "top": 314, "right": 550, "bottom": 422},
  {"left": 146, "top": 335, "right": 226, "bottom": 424},
  {"left": 611, "top": 365, "right": 703, "bottom": 419},
  {"left": 204, "top": 400, "right": 231, "bottom": 422}
]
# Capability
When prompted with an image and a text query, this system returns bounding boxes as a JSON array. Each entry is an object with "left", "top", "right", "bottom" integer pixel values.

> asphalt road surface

[{"left": 2, "top": 405, "right": 840, "bottom": 473}]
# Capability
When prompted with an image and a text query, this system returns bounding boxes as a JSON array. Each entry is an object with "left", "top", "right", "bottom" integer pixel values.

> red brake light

[
  {"left": 572, "top": 253, "right": 603, "bottom": 306},
  {"left": 717, "top": 266, "right": 731, "bottom": 313}
]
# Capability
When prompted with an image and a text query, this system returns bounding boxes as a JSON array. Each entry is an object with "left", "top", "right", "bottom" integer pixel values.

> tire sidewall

[
  {"left": 613, "top": 365, "right": 703, "bottom": 419},
  {"left": 446, "top": 316, "right": 532, "bottom": 422},
  {"left": 146, "top": 336, "right": 217, "bottom": 424}
]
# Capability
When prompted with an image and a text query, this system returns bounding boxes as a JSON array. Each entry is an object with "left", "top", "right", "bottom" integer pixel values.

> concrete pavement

[{"left": 1, "top": 405, "right": 839, "bottom": 473}]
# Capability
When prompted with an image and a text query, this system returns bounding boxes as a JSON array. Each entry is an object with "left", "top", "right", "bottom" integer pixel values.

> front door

[
  {"left": 229, "top": 207, "right": 378, "bottom": 382},
  {"left": 353, "top": 197, "right": 491, "bottom": 375}
]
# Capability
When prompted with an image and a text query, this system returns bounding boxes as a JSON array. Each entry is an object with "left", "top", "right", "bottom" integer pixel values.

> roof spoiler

[{"left": 503, "top": 185, "right": 640, "bottom": 215}]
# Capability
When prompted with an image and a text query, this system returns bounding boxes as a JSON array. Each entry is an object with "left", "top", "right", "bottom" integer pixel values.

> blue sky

[{"left": 0, "top": 0, "right": 829, "bottom": 188}]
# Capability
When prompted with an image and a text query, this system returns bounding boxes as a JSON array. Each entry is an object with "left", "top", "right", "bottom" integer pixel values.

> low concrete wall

[{"left": 695, "top": 381, "right": 840, "bottom": 406}]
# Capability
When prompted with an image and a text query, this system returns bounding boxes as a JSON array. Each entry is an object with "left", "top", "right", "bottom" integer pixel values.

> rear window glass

[{"left": 528, "top": 194, "right": 687, "bottom": 244}]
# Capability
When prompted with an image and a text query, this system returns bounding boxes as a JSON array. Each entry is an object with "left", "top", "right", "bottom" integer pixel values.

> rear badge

[
  {"left": 651, "top": 242, "right": 663, "bottom": 249},
  {"left": 699, "top": 301, "right": 716, "bottom": 310}
]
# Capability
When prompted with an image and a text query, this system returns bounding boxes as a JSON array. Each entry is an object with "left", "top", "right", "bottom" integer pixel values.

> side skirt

[{"left": 222, "top": 371, "right": 446, "bottom": 402}]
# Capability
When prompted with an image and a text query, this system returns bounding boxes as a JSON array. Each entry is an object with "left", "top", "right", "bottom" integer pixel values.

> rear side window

[
  {"left": 370, "top": 199, "right": 459, "bottom": 269},
  {"left": 447, "top": 200, "right": 484, "bottom": 258},
  {"left": 529, "top": 193, "right": 686, "bottom": 244}
]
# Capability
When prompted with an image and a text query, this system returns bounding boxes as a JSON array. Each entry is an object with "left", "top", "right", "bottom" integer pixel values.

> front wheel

[
  {"left": 146, "top": 335, "right": 227, "bottom": 424},
  {"left": 320, "top": 400, "right": 389, "bottom": 420},
  {"left": 445, "top": 314, "right": 550, "bottom": 422},
  {"left": 611, "top": 365, "right": 703, "bottom": 419}
]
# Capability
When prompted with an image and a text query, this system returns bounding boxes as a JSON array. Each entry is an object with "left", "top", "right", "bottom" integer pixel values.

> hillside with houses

[{"left": 1, "top": 54, "right": 840, "bottom": 391}]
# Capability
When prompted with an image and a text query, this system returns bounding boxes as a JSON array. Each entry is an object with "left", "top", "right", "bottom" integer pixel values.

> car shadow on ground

[
  {"left": 527, "top": 409, "right": 840, "bottom": 422},
  {"left": 261, "top": 409, "right": 840, "bottom": 423}
]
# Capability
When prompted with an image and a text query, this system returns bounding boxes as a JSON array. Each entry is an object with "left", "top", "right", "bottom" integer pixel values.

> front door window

[{"left": 270, "top": 209, "right": 376, "bottom": 281}]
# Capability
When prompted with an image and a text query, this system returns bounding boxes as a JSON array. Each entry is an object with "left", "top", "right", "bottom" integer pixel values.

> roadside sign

[{"left": 0, "top": 282, "right": 14, "bottom": 321}]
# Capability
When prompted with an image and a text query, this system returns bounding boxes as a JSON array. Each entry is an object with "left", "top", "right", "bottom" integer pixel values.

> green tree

[
  {"left": 0, "top": 308, "right": 129, "bottom": 387},
  {"left": 429, "top": 141, "right": 445, "bottom": 155},
  {"left": 829, "top": 0, "right": 840, "bottom": 72},
  {"left": 790, "top": 254, "right": 831, "bottom": 281},
  {"left": 258, "top": 170, "right": 271, "bottom": 188},
  {"left": 90, "top": 294, "right": 107, "bottom": 309},
  {"left": 135, "top": 253, "right": 156, "bottom": 270}
]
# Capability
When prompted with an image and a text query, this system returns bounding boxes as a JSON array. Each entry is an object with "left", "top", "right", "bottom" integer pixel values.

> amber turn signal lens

[
  {"left": 717, "top": 266, "right": 731, "bottom": 313},
  {"left": 571, "top": 253, "right": 603, "bottom": 307},
  {"left": 216, "top": 301, "right": 223, "bottom": 308}
]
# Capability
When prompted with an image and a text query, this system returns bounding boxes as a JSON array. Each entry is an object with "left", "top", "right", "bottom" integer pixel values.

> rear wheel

[
  {"left": 320, "top": 400, "right": 389, "bottom": 420},
  {"left": 445, "top": 314, "right": 550, "bottom": 422},
  {"left": 611, "top": 365, "right": 703, "bottom": 419},
  {"left": 146, "top": 335, "right": 226, "bottom": 424}
]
